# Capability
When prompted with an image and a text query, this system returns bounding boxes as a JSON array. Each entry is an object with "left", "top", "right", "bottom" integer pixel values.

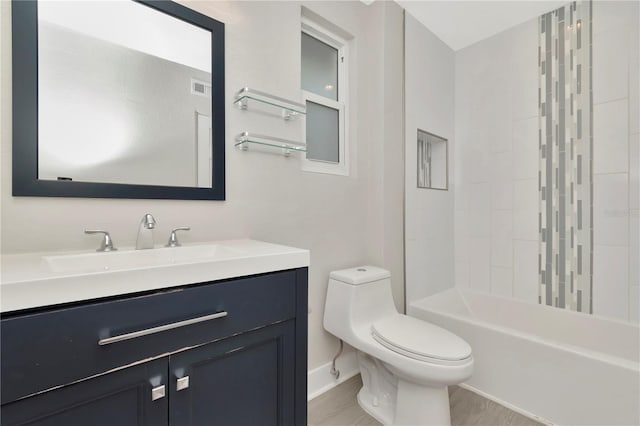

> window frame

[{"left": 301, "top": 18, "right": 349, "bottom": 176}]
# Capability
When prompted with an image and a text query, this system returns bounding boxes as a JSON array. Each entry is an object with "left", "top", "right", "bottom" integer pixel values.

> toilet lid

[{"left": 371, "top": 315, "right": 472, "bottom": 363}]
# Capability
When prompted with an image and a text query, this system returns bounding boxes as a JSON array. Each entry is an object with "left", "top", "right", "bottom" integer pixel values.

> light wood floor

[{"left": 308, "top": 375, "right": 542, "bottom": 426}]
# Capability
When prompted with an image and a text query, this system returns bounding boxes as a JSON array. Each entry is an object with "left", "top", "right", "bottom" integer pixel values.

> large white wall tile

[
  {"left": 486, "top": 100, "right": 512, "bottom": 155},
  {"left": 630, "top": 2, "right": 640, "bottom": 62},
  {"left": 415, "top": 197, "right": 455, "bottom": 241},
  {"left": 424, "top": 238, "right": 455, "bottom": 297},
  {"left": 509, "top": 23, "right": 539, "bottom": 121},
  {"left": 593, "top": 245, "right": 629, "bottom": 320},
  {"left": 405, "top": 239, "right": 431, "bottom": 303},
  {"left": 593, "top": 173, "right": 629, "bottom": 247},
  {"left": 511, "top": 71, "right": 538, "bottom": 121},
  {"left": 473, "top": 67, "right": 512, "bottom": 155},
  {"left": 592, "top": 29, "right": 629, "bottom": 105},
  {"left": 491, "top": 210, "right": 513, "bottom": 267},
  {"left": 513, "top": 178, "right": 538, "bottom": 241},
  {"left": 468, "top": 149, "right": 491, "bottom": 184},
  {"left": 593, "top": 99, "right": 629, "bottom": 174},
  {"left": 454, "top": 209, "right": 471, "bottom": 290},
  {"left": 491, "top": 266, "right": 513, "bottom": 297},
  {"left": 592, "top": 1, "right": 639, "bottom": 35},
  {"left": 627, "top": 2, "right": 639, "bottom": 134},
  {"left": 512, "top": 117, "right": 538, "bottom": 181},
  {"left": 630, "top": 285, "right": 640, "bottom": 323},
  {"left": 630, "top": 58, "right": 639, "bottom": 135},
  {"left": 630, "top": 212, "right": 639, "bottom": 284},
  {"left": 508, "top": 19, "right": 538, "bottom": 70},
  {"left": 455, "top": 260, "right": 470, "bottom": 288},
  {"left": 513, "top": 240, "right": 539, "bottom": 304},
  {"left": 454, "top": 206, "right": 468, "bottom": 233},
  {"left": 469, "top": 237, "right": 491, "bottom": 292},
  {"left": 405, "top": 194, "right": 418, "bottom": 240},
  {"left": 469, "top": 182, "right": 491, "bottom": 237},
  {"left": 491, "top": 151, "right": 513, "bottom": 210},
  {"left": 455, "top": 210, "right": 470, "bottom": 242},
  {"left": 455, "top": 182, "right": 469, "bottom": 212},
  {"left": 630, "top": 133, "right": 639, "bottom": 211},
  {"left": 406, "top": 239, "right": 455, "bottom": 302},
  {"left": 490, "top": 128, "right": 512, "bottom": 154}
]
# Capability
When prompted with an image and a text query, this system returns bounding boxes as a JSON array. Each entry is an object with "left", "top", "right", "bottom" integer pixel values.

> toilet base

[
  {"left": 358, "top": 387, "right": 394, "bottom": 425},
  {"left": 356, "top": 351, "right": 397, "bottom": 425},
  {"left": 356, "top": 352, "right": 452, "bottom": 426},
  {"left": 395, "top": 380, "right": 451, "bottom": 426},
  {"left": 358, "top": 382, "right": 451, "bottom": 426}
]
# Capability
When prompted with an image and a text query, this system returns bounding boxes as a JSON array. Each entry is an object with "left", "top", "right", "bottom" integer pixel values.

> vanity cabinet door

[
  {"left": 169, "top": 320, "right": 296, "bottom": 426},
  {"left": 0, "top": 359, "right": 168, "bottom": 426}
]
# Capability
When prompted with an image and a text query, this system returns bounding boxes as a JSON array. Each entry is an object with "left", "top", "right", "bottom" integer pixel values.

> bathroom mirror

[{"left": 12, "top": 0, "right": 225, "bottom": 200}]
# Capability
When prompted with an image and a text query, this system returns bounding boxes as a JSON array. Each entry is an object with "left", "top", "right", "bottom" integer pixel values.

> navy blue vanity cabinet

[
  {"left": 1, "top": 359, "right": 169, "bottom": 426},
  {"left": 0, "top": 268, "right": 308, "bottom": 426},
  {"left": 169, "top": 321, "right": 296, "bottom": 426}
]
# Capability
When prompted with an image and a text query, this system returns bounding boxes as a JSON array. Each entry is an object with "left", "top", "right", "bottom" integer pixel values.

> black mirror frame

[{"left": 12, "top": 0, "right": 225, "bottom": 200}]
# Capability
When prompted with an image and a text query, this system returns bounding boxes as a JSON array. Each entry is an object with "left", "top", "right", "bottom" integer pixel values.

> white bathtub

[{"left": 409, "top": 288, "right": 640, "bottom": 426}]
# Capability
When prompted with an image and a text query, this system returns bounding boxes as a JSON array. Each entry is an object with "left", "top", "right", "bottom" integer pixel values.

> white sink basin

[
  {"left": 44, "top": 244, "right": 246, "bottom": 273},
  {"left": 1, "top": 239, "right": 310, "bottom": 313}
]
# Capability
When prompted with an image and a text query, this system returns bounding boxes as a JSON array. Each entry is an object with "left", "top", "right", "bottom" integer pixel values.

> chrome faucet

[
  {"left": 166, "top": 227, "right": 191, "bottom": 247},
  {"left": 135, "top": 213, "right": 156, "bottom": 250},
  {"left": 85, "top": 230, "right": 117, "bottom": 252}
]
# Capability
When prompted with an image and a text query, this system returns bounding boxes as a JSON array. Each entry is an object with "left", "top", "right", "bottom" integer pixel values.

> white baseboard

[
  {"left": 458, "top": 383, "right": 554, "bottom": 426},
  {"left": 307, "top": 351, "right": 359, "bottom": 401}
]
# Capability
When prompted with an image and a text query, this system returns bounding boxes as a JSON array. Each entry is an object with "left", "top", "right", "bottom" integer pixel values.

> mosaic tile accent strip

[{"left": 538, "top": 1, "right": 593, "bottom": 313}]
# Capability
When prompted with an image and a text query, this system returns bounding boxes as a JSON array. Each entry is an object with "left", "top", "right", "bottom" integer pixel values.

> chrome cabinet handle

[
  {"left": 151, "top": 385, "right": 166, "bottom": 401},
  {"left": 176, "top": 376, "right": 190, "bottom": 391},
  {"left": 98, "top": 311, "right": 228, "bottom": 346}
]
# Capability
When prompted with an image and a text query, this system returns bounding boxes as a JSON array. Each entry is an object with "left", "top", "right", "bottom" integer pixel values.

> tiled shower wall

[{"left": 454, "top": 1, "right": 639, "bottom": 322}]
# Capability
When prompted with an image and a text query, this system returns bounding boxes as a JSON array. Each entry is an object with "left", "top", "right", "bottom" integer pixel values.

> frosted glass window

[
  {"left": 301, "top": 17, "right": 348, "bottom": 176},
  {"left": 301, "top": 33, "right": 338, "bottom": 101},
  {"left": 305, "top": 101, "right": 339, "bottom": 163}
]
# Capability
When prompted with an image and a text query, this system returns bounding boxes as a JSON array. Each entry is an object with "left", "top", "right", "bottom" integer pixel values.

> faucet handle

[
  {"left": 166, "top": 227, "right": 190, "bottom": 248},
  {"left": 85, "top": 230, "right": 117, "bottom": 252}
]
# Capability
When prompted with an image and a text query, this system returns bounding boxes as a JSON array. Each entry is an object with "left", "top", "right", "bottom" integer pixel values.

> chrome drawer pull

[
  {"left": 176, "top": 376, "right": 190, "bottom": 391},
  {"left": 151, "top": 384, "right": 166, "bottom": 401},
  {"left": 98, "top": 311, "right": 228, "bottom": 346}
]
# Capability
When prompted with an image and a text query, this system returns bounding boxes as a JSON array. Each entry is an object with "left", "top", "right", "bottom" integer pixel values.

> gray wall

[{"left": 0, "top": 0, "right": 405, "bottom": 370}]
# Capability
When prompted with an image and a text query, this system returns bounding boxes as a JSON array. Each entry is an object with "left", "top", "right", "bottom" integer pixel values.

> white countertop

[{"left": 0, "top": 239, "right": 310, "bottom": 313}]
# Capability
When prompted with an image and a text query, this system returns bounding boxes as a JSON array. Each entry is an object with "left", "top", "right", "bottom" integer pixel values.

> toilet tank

[{"left": 324, "top": 266, "right": 398, "bottom": 339}]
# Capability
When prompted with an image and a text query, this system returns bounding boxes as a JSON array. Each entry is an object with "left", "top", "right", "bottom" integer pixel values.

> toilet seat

[{"left": 372, "top": 315, "right": 472, "bottom": 365}]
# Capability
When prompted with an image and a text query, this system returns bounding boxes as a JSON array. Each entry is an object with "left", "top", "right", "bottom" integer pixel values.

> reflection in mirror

[{"left": 37, "top": 1, "right": 213, "bottom": 188}]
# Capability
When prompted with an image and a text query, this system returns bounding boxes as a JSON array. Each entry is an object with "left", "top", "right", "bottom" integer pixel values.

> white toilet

[{"left": 324, "top": 266, "right": 473, "bottom": 426}]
